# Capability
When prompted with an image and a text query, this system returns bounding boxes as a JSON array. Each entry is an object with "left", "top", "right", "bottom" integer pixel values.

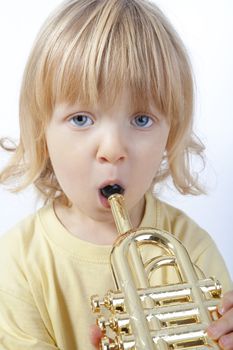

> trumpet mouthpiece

[{"left": 100, "top": 184, "right": 124, "bottom": 198}]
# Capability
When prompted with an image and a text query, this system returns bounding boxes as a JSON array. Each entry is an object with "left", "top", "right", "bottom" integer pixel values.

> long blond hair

[{"left": 0, "top": 0, "right": 205, "bottom": 202}]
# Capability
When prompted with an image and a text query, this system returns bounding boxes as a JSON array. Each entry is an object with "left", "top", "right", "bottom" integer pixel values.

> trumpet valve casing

[{"left": 91, "top": 194, "right": 222, "bottom": 350}]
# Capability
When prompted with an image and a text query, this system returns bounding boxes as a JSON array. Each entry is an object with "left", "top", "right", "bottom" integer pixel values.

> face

[{"left": 46, "top": 88, "right": 170, "bottom": 225}]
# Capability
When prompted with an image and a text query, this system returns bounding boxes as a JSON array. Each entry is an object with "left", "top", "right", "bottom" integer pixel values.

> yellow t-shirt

[{"left": 0, "top": 192, "right": 231, "bottom": 350}]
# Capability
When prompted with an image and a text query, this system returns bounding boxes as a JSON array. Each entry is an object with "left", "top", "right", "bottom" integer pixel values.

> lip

[
  {"left": 98, "top": 180, "right": 126, "bottom": 208},
  {"left": 99, "top": 179, "right": 125, "bottom": 191},
  {"left": 98, "top": 192, "right": 111, "bottom": 208}
]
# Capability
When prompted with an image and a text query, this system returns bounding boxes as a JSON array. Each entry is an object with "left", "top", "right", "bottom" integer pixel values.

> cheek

[
  {"left": 138, "top": 135, "right": 167, "bottom": 166},
  {"left": 134, "top": 134, "right": 168, "bottom": 183},
  {"left": 46, "top": 133, "right": 73, "bottom": 182},
  {"left": 47, "top": 137, "right": 91, "bottom": 194}
]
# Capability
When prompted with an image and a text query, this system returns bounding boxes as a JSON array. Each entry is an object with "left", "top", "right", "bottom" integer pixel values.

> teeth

[{"left": 100, "top": 184, "right": 124, "bottom": 198}]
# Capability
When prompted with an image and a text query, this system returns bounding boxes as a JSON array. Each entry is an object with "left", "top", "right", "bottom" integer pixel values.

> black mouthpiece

[{"left": 100, "top": 184, "right": 124, "bottom": 198}]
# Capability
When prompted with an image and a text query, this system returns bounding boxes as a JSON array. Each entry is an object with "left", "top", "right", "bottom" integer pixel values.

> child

[{"left": 0, "top": 0, "right": 232, "bottom": 349}]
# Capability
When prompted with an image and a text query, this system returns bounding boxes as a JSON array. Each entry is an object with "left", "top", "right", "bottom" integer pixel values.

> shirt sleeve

[{"left": 0, "top": 289, "right": 59, "bottom": 350}]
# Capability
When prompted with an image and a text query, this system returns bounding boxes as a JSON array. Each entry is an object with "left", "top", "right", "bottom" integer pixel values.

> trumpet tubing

[{"left": 91, "top": 194, "right": 221, "bottom": 350}]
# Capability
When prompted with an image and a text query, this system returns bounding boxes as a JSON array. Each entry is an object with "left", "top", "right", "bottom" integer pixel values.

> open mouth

[{"left": 100, "top": 184, "right": 125, "bottom": 199}]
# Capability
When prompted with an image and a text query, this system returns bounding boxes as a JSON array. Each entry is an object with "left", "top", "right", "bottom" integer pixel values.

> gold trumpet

[{"left": 91, "top": 193, "right": 222, "bottom": 350}]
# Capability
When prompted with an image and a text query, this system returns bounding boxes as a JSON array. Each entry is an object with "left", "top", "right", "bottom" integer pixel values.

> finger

[
  {"left": 90, "top": 324, "right": 102, "bottom": 348},
  {"left": 219, "top": 332, "right": 233, "bottom": 350},
  {"left": 207, "top": 308, "right": 233, "bottom": 340},
  {"left": 219, "top": 291, "right": 233, "bottom": 315}
]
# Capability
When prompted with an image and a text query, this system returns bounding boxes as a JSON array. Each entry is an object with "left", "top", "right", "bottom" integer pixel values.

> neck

[{"left": 53, "top": 196, "right": 145, "bottom": 245}]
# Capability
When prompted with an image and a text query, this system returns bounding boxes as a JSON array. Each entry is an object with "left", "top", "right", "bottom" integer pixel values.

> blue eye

[
  {"left": 132, "top": 115, "right": 153, "bottom": 128},
  {"left": 69, "top": 114, "right": 93, "bottom": 128}
]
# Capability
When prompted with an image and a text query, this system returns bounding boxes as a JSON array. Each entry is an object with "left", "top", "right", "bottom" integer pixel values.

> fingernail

[
  {"left": 218, "top": 302, "right": 224, "bottom": 315},
  {"left": 220, "top": 335, "right": 230, "bottom": 349}
]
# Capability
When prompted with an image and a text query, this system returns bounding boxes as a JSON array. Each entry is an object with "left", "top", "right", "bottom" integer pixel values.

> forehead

[
  {"left": 47, "top": 6, "right": 170, "bottom": 118},
  {"left": 53, "top": 86, "right": 165, "bottom": 120}
]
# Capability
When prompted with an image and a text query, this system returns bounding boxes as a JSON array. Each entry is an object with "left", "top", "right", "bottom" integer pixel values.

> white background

[{"left": 0, "top": 1, "right": 232, "bottom": 278}]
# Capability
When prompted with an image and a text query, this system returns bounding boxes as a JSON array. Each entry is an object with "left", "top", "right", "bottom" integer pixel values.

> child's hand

[
  {"left": 207, "top": 290, "right": 233, "bottom": 349},
  {"left": 90, "top": 325, "right": 115, "bottom": 349},
  {"left": 90, "top": 292, "right": 233, "bottom": 350},
  {"left": 90, "top": 291, "right": 233, "bottom": 350},
  {"left": 90, "top": 324, "right": 102, "bottom": 349}
]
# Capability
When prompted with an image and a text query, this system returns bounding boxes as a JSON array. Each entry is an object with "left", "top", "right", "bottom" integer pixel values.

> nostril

[
  {"left": 100, "top": 184, "right": 124, "bottom": 198},
  {"left": 97, "top": 154, "right": 126, "bottom": 165}
]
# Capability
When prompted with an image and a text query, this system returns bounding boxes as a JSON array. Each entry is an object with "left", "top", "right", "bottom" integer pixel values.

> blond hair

[{"left": 0, "top": 0, "right": 205, "bottom": 202}]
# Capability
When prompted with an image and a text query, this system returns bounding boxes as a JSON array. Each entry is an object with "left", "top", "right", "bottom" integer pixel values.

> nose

[{"left": 96, "top": 127, "right": 127, "bottom": 164}]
